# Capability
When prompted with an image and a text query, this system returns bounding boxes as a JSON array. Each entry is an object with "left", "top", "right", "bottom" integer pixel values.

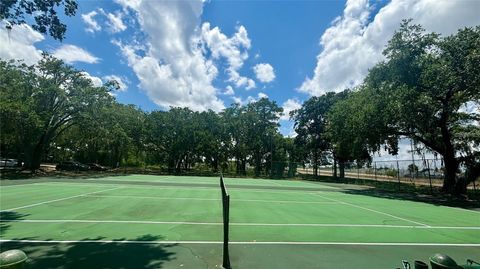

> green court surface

[{"left": 1, "top": 175, "right": 479, "bottom": 268}]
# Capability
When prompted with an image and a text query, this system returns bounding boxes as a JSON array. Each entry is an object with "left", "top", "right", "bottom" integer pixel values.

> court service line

[
  {"left": 86, "top": 194, "right": 340, "bottom": 204},
  {"left": 1, "top": 187, "right": 122, "bottom": 212},
  {"left": 312, "top": 192, "right": 430, "bottom": 227},
  {"left": 0, "top": 239, "right": 478, "bottom": 246},
  {"left": 2, "top": 219, "right": 479, "bottom": 230}
]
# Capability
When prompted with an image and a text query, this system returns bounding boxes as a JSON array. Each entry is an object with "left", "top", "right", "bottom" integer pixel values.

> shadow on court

[
  {"left": 341, "top": 187, "right": 480, "bottom": 210},
  {"left": 1, "top": 235, "right": 177, "bottom": 269},
  {"left": 0, "top": 211, "right": 29, "bottom": 237}
]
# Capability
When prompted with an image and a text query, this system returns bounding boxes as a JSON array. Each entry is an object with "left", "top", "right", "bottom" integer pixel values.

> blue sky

[{"left": 1, "top": 0, "right": 479, "bottom": 144}]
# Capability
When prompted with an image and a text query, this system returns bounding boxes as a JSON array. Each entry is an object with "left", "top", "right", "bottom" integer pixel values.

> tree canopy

[
  {"left": 325, "top": 20, "right": 480, "bottom": 194},
  {"left": 1, "top": 0, "right": 78, "bottom": 40}
]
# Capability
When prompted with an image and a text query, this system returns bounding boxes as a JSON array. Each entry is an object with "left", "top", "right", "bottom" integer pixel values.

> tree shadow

[
  {"left": 0, "top": 171, "right": 133, "bottom": 181},
  {"left": 0, "top": 211, "right": 29, "bottom": 237},
  {"left": 1, "top": 235, "right": 176, "bottom": 269},
  {"left": 342, "top": 187, "right": 480, "bottom": 210}
]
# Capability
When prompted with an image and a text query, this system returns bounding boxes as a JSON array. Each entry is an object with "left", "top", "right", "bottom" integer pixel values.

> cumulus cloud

[
  {"left": 53, "top": 44, "right": 100, "bottom": 64},
  {"left": 201, "top": 22, "right": 255, "bottom": 90},
  {"left": 103, "top": 75, "right": 128, "bottom": 91},
  {"left": 82, "top": 9, "right": 126, "bottom": 34},
  {"left": 114, "top": 0, "right": 224, "bottom": 111},
  {"left": 105, "top": 11, "right": 127, "bottom": 33},
  {"left": 0, "top": 23, "right": 43, "bottom": 65},
  {"left": 82, "top": 10, "right": 101, "bottom": 33},
  {"left": 253, "top": 63, "right": 276, "bottom": 83},
  {"left": 300, "top": 0, "right": 480, "bottom": 96},
  {"left": 81, "top": 72, "right": 103, "bottom": 87},
  {"left": 280, "top": 98, "right": 302, "bottom": 121},
  {"left": 223, "top": 85, "right": 235, "bottom": 96},
  {"left": 231, "top": 92, "right": 268, "bottom": 106},
  {"left": 257, "top": 92, "right": 268, "bottom": 99}
]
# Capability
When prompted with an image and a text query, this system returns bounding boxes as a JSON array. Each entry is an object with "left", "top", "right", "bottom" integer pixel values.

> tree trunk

[
  {"left": 240, "top": 159, "right": 246, "bottom": 175},
  {"left": 212, "top": 157, "right": 218, "bottom": 172},
  {"left": 168, "top": 158, "right": 175, "bottom": 173},
  {"left": 235, "top": 158, "right": 241, "bottom": 175},
  {"left": 25, "top": 140, "right": 45, "bottom": 172},
  {"left": 333, "top": 158, "right": 337, "bottom": 179},
  {"left": 442, "top": 154, "right": 460, "bottom": 195},
  {"left": 254, "top": 151, "right": 261, "bottom": 177},
  {"left": 313, "top": 150, "right": 318, "bottom": 177},
  {"left": 339, "top": 160, "right": 345, "bottom": 179}
]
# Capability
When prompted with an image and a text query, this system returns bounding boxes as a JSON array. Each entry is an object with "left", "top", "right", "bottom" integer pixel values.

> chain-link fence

[
  {"left": 282, "top": 158, "right": 478, "bottom": 193},
  {"left": 43, "top": 157, "right": 478, "bottom": 195}
]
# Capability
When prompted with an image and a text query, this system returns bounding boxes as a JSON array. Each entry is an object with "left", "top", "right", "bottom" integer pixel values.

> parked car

[
  {"left": 86, "top": 163, "right": 108, "bottom": 171},
  {"left": 56, "top": 161, "right": 90, "bottom": 171},
  {"left": 0, "top": 158, "right": 20, "bottom": 168}
]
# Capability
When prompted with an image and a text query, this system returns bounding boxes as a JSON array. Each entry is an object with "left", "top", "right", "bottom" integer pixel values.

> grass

[{"left": 0, "top": 175, "right": 479, "bottom": 268}]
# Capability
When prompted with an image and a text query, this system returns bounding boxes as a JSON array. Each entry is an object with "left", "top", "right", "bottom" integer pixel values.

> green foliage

[
  {"left": 339, "top": 20, "right": 480, "bottom": 194},
  {"left": 407, "top": 164, "right": 419, "bottom": 174},
  {"left": 291, "top": 91, "right": 350, "bottom": 176},
  {"left": 1, "top": 0, "right": 78, "bottom": 40},
  {"left": 0, "top": 54, "right": 113, "bottom": 170}
]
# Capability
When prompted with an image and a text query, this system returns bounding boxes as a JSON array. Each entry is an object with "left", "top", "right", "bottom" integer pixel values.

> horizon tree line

[{"left": 1, "top": 21, "right": 479, "bottom": 195}]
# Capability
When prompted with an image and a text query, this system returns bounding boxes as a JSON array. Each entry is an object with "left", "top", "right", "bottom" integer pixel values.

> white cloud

[
  {"left": 114, "top": 0, "right": 224, "bottom": 112},
  {"left": 0, "top": 23, "right": 43, "bottom": 65},
  {"left": 280, "top": 98, "right": 302, "bottom": 121},
  {"left": 253, "top": 63, "right": 276, "bottom": 83},
  {"left": 300, "top": 0, "right": 480, "bottom": 96},
  {"left": 258, "top": 92, "right": 268, "bottom": 99},
  {"left": 106, "top": 11, "right": 127, "bottom": 33},
  {"left": 223, "top": 85, "right": 235, "bottom": 95},
  {"left": 81, "top": 72, "right": 103, "bottom": 87},
  {"left": 231, "top": 92, "right": 268, "bottom": 106},
  {"left": 53, "top": 44, "right": 100, "bottom": 64},
  {"left": 459, "top": 101, "right": 480, "bottom": 127},
  {"left": 103, "top": 75, "right": 128, "bottom": 91},
  {"left": 201, "top": 22, "right": 255, "bottom": 90},
  {"left": 231, "top": 96, "right": 243, "bottom": 105},
  {"left": 82, "top": 10, "right": 101, "bottom": 33}
]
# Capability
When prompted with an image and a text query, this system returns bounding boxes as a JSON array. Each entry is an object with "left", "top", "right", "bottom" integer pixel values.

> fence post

[
  {"left": 396, "top": 160, "right": 401, "bottom": 191},
  {"left": 374, "top": 162, "right": 377, "bottom": 183},
  {"left": 357, "top": 165, "right": 360, "bottom": 183},
  {"left": 426, "top": 159, "right": 433, "bottom": 194}
]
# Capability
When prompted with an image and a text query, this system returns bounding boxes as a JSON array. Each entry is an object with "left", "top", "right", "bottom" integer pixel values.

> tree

[
  {"left": 0, "top": 55, "right": 115, "bottom": 171},
  {"left": 146, "top": 108, "right": 197, "bottom": 173},
  {"left": 244, "top": 98, "right": 283, "bottom": 177},
  {"left": 57, "top": 103, "right": 146, "bottom": 167},
  {"left": 362, "top": 20, "right": 480, "bottom": 194},
  {"left": 291, "top": 91, "right": 349, "bottom": 177},
  {"left": 221, "top": 103, "right": 249, "bottom": 175},
  {"left": 326, "top": 90, "right": 374, "bottom": 179},
  {"left": 408, "top": 164, "right": 419, "bottom": 175},
  {"left": 194, "top": 110, "right": 225, "bottom": 172},
  {"left": 1, "top": 0, "right": 78, "bottom": 40}
]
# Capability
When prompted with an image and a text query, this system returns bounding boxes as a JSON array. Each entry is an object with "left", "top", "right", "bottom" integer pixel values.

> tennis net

[{"left": 220, "top": 174, "right": 231, "bottom": 269}]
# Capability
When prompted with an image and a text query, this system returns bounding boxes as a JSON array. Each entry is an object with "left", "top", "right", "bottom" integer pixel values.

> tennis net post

[{"left": 220, "top": 174, "right": 232, "bottom": 269}]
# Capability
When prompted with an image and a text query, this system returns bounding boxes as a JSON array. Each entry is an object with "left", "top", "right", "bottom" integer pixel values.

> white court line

[
  {"left": 312, "top": 192, "right": 430, "bottom": 227},
  {"left": 0, "top": 239, "right": 478, "bottom": 246},
  {"left": 1, "top": 219, "right": 479, "bottom": 230},
  {"left": 0, "top": 182, "right": 43, "bottom": 186},
  {"left": 86, "top": 194, "right": 340, "bottom": 204},
  {"left": 1, "top": 187, "right": 122, "bottom": 212},
  {"left": 36, "top": 182, "right": 322, "bottom": 195}
]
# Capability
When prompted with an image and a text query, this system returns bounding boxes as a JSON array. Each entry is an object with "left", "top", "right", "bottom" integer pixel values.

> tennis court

[{"left": 1, "top": 175, "right": 479, "bottom": 268}]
